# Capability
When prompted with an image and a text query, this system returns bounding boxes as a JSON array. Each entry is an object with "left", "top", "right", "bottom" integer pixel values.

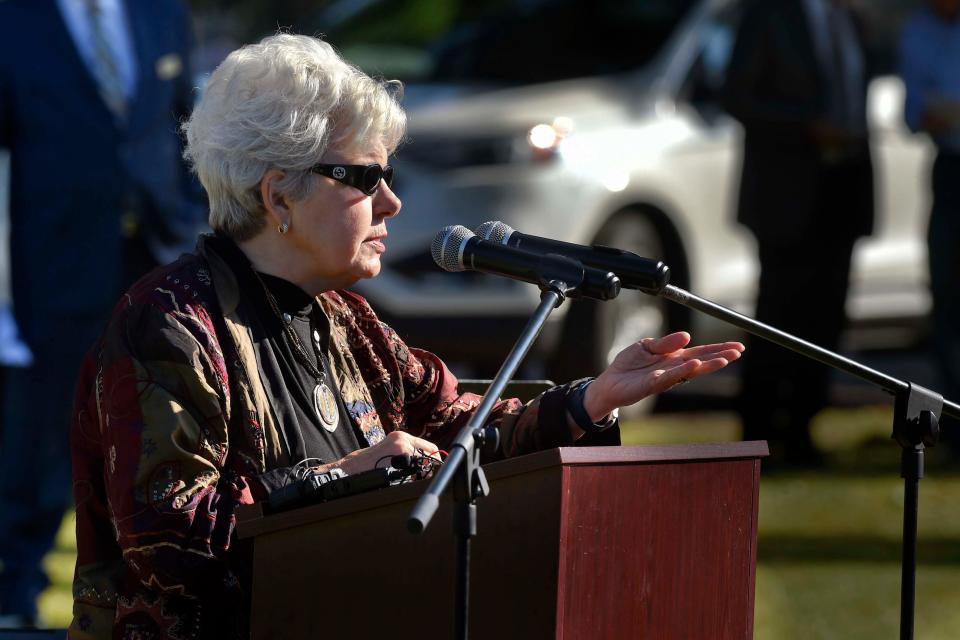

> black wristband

[{"left": 566, "top": 379, "right": 616, "bottom": 434}]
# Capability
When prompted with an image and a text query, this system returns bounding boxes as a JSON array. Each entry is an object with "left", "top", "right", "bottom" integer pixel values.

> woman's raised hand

[{"left": 584, "top": 332, "right": 745, "bottom": 419}]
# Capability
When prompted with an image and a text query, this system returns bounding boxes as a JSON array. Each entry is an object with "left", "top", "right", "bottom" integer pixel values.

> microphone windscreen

[
  {"left": 475, "top": 220, "right": 513, "bottom": 244},
  {"left": 431, "top": 225, "right": 473, "bottom": 272}
]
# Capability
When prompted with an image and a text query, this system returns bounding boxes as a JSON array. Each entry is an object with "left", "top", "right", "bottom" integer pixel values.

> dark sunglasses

[{"left": 310, "top": 163, "right": 394, "bottom": 195}]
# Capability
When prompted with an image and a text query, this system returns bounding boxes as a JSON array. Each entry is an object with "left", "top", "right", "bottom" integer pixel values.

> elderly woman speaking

[{"left": 68, "top": 34, "right": 743, "bottom": 639}]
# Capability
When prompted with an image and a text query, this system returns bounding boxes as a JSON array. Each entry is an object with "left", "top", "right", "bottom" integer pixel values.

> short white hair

[{"left": 183, "top": 34, "right": 406, "bottom": 240}]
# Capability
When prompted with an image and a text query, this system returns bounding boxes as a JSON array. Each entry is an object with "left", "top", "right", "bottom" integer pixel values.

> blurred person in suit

[
  {"left": 899, "top": 0, "right": 960, "bottom": 452},
  {"left": 723, "top": 0, "right": 874, "bottom": 464},
  {"left": 0, "top": 0, "right": 202, "bottom": 626}
]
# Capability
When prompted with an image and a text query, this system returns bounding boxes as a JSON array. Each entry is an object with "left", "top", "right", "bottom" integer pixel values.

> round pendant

[{"left": 313, "top": 382, "right": 339, "bottom": 432}]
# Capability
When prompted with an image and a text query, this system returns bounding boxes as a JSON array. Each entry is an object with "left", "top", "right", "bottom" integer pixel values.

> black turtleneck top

[{"left": 208, "top": 234, "right": 363, "bottom": 490}]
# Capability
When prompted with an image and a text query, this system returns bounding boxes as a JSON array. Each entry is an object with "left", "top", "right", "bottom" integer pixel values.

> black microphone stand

[
  {"left": 407, "top": 254, "right": 618, "bottom": 640},
  {"left": 657, "top": 283, "right": 959, "bottom": 640}
]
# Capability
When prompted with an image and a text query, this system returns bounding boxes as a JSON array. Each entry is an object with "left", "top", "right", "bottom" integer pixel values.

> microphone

[
  {"left": 432, "top": 225, "right": 620, "bottom": 301},
  {"left": 475, "top": 221, "right": 670, "bottom": 294}
]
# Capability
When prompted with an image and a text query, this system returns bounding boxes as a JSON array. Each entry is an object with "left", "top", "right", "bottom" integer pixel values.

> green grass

[
  {"left": 39, "top": 510, "right": 76, "bottom": 628},
  {"left": 40, "top": 405, "right": 960, "bottom": 638}
]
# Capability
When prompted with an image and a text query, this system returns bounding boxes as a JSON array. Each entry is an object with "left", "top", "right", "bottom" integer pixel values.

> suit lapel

[{"left": 43, "top": 0, "right": 119, "bottom": 125}]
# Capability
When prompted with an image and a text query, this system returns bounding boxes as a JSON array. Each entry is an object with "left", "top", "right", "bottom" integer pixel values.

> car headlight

[
  {"left": 526, "top": 117, "right": 574, "bottom": 162},
  {"left": 403, "top": 117, "right": 574, "bottom": 170}
]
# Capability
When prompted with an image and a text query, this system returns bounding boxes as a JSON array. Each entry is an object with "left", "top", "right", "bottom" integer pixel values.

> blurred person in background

[
  {"left": 0, "top": 0, "right": 202, "bottom": 627},
  {"left": 723, "top": 0, "right": 874, "bottom": 465},
  {"left": 68, "top": 33, "right": 745, "bottom": 639},
  {"left": 899, "top": 0, "right": 960, "bottom": 453}
]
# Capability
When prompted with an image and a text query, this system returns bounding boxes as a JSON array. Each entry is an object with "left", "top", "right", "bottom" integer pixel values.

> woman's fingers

[
  {"left": 673, "top": 349, "right": 737, "bottom": 374},
  {"left": 649, "top": 356, "right": 731, "bottom": 394},
  {"left": 409, "top": 436, "right": 439, "bottom": 456},
  {"left": 687, "top": 356, "right": 730, "bottom": 377},
  {"left": 690, "top": 347, "right": 744, "bottom": 365},
  {"left": 636, "top": 336, "right": 743, "bottom": 365},
  {"left": 643, "top": 358, "right": 701, "bottom": 394},
  {"left": 652, "top": 347, "right": 741, "bottom": 373},
  {"left": 679, "top": 341, "right": 745, "bottom": 359},
  {"left": 613, "top": 338, "right": 743, "bottom": 381},
  {"left": 386, "top": 431, "right": 438, "bottom": 456},
  {"left": 641, "top": 331, "right": 691, "bottom": 355}
]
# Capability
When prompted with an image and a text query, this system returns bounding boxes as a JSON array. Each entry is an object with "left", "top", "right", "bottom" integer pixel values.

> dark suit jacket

[
  {"left": 0, "top": 0, "right": 201, "bottom": 337},
  {"left": 722, "top": 0, "right": 874, "bottom": 244}
]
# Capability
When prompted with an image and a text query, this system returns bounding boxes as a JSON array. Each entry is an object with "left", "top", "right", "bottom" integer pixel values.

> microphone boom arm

[{"left": 659, "top": 284, "right": 960, "bottom": 417}]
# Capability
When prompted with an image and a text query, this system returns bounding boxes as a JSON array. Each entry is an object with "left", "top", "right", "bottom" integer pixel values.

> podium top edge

[
  {"left": 562, "top": 440, "right": 769, "bottom": 464},
  {"left": 483, "top": 440, "right": 769, "bottom": 481}
]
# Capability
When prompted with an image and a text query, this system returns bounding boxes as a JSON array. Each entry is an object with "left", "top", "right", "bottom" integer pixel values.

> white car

[{"left": 348, "top": 0, "right": 932, "bottom": 380}]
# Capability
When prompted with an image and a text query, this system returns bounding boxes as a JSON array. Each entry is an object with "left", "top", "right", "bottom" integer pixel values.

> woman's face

[{"left": 287, "top": 144, "right": 401, "bottom": 291}]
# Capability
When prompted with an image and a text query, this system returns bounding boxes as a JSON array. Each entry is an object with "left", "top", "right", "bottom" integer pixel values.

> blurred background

[{"left": 4, "top": 0, "right": 959, "bottom": 637}]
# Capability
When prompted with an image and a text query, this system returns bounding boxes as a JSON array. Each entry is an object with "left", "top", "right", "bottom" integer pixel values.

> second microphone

[
  {"left": 432, "top": 225, "right": 621, "bottom": 301},
  {"left": 475, "top": 221, "right": 670, "bottom": 294}
]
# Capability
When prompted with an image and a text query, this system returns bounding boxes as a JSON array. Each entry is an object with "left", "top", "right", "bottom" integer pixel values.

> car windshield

[{"left": 315, "top": 0, "right": 698, "bottom": 84}]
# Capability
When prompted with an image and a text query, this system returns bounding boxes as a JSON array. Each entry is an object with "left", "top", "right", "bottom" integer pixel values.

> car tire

[{"left": 550, "top": 210, "right": 672, "bottom": 415}]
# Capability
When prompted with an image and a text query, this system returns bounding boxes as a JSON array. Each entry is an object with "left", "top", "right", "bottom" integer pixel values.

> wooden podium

[{"left": 237, "top": 441, "right": 767, "bottom": 639}]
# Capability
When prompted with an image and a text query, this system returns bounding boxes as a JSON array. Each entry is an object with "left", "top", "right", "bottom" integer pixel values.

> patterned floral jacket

[{"left": 69, "top": 235, "right": 591, "bottom": 640}]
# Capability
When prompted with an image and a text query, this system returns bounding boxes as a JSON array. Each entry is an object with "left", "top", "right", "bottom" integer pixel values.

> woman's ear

[{"left": 259, "top": 169, "right": 292, "bottom": 229}]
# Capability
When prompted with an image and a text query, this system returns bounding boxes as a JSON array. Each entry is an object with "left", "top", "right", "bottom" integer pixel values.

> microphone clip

[{"left": 537, "top": 253, "right": 620, "bottom": 304}]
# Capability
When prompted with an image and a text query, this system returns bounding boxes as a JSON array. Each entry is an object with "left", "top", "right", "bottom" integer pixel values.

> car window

[
  {"left": 308, "top": 0, "right": 697, "bottom": 84},
  {"left": 427, "top": 0, "right": 698, "bottom": 84}
]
